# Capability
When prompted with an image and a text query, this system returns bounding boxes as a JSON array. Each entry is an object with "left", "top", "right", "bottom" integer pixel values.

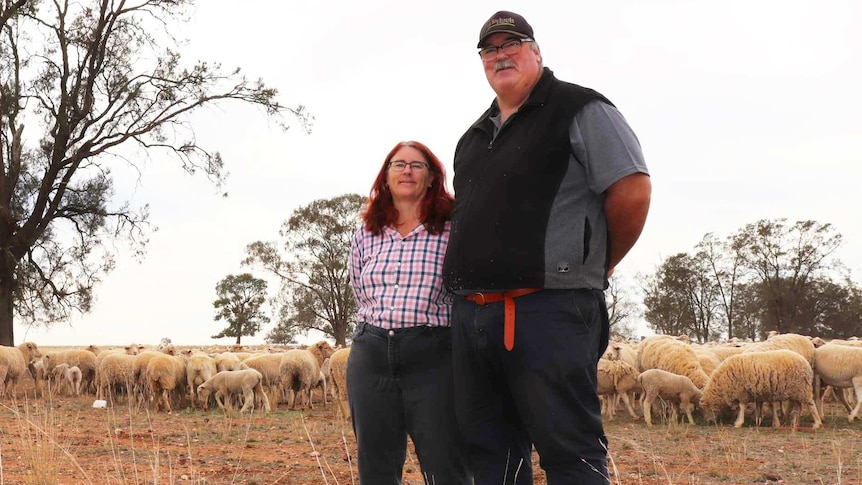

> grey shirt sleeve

[{"left": 570, "top": 99, "right": 649, "bottom": 194}]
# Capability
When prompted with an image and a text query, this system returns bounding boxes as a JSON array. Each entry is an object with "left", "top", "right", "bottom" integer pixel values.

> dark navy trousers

[
  {"left": 347, "top": 323, "right": 471, "bottom": 485},
  {"left": 451, "top": 289, "right": 611, "bottom": 485}
]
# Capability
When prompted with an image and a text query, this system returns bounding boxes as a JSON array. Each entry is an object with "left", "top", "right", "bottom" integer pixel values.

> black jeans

[
  {"left": 347, "top": 323, "right": 471, "bottom": 485},
  {"left": 451, "top": 289, "right": 610, "bottom": 485}
]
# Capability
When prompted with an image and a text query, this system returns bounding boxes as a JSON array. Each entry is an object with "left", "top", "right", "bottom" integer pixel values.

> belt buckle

[{"left": 474, "top": 292, "right": 486, "bottom": 305}]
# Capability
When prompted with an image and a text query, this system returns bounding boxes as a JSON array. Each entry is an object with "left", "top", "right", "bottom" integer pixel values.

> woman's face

[{"left": 386, "top": 146, "right": 433, "bottom": 204}]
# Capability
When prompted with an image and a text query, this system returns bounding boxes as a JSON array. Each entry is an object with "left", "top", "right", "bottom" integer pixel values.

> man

[{"left": 442, "top": 10, "right": 651, "bottom": 485}]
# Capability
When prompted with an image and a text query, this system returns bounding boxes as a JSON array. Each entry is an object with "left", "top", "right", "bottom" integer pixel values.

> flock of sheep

[
  {"left": 599, "top": 332, "right": 862, "bottom": 429},
  {"left": 0, "top": 340, "right": 353, "bottom": 415},
  {"left": 2, "top": 331, "right": 861, "bottom": 431}
]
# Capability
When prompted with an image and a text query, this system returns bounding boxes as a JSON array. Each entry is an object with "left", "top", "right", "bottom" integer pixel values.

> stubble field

[{"left": 1, "top": 358, "right": 860, "bottom": 484}]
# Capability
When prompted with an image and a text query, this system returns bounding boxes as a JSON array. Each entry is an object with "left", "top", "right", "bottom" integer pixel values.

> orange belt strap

[{"left": 465, "top": 288, "right": 542, "bottom": 351}]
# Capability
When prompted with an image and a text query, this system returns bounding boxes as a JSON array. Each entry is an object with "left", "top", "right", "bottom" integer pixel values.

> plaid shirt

[{"left": 349, "top": 221, "right": 452, "bottom": 329}]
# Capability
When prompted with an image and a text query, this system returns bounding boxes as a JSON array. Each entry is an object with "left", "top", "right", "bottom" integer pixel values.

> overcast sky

[{"left": 18, "top": 0, "right": 862, "bottom": 346}]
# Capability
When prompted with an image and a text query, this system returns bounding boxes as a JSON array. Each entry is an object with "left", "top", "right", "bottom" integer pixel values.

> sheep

[
  {"left": 96, "top": 353, "right": 138, "bottom": 404},
  {"left": 42, "top": 349, "right": 97, "bottom": 395},
  {"left": 52, "top": 363, "right": 83, "bottom": 396},
  {"left": 597, "top": 359, "right": 640, "bottom": 420},
  {"left": 212, "top": 352, "right": 246, "bottom": 372},
  {"left": 812, "top": 343, "right": 862, "bottom": 422},
  {"left": 145, "top": 354, "right": 188, "bottom": 413},
  {"left": 709, "top": 344, "right": 747, "bottom": 363},
  {"left": 742, "top": 333, "right": 816, "bottom": 366},
  {"left": 241, "top": 352, "right": 285, "bottom": 409},
  {"left": 0, "top": 342, "right": 42, "bottom": 398},
  {"left": 603, "top": 341, "right": 639, "bottom": 369},
  {"left": 700, "top": 349, "right": 822, "bottom": 430},
  {"left": 638, "top": 335, "right": 710, "bottom": 389},
  {"left": 692, "top": 347, "right": 722, "bottom": 376},
  {"left": 637, "top": 369, "right": 702, "bottom": 426},
  {"left": 185, "top": 352, "right": 218, "bottom": 409},
  {"left": 197, "top": 369, "right": 271, "bottom": 414},
  {"left": 313, "top": 357, "right": 331, "bottom": 406},
  {"left": 328, "top": 347, "right": 351, "bottom": 418},
  {"left": 279, "top": 340, "right": 335, "bottom": 410}
]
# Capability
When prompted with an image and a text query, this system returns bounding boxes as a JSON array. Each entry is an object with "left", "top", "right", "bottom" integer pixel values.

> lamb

[
  {"left": 700, "top": 349, "right": 822, "bottom": 430},
  {"left": 313, "top": 358, "right": 331, "bottom": 406},
  {"left": 52, "top": 363, "right": 83, "bottom": 396},
  {"left": 637, "top": 368, "right": 702, "bottom": 426},
  {"left": 279, "top": 340, "right": 335, "bottom": 410},
  {"left": 638, "top": 335, "right": 709, "bottom": 389},
  {"left": 328, "top": 347, "right": 351, "bottom": 418},
  {"left": 197, "top": 369, "right": 271, "bottom": 414},
  {"left": 603, "top": 341, "right": 639, "bottom": 369},
  {"left": 812, "top": 343, "right": 862, "bottom": 422},
  {"left": 0, "top": 342, "right": 42, "bottom": 398},
  {"left": 597, "top": 359, "right": 640, "bottom": 420}
]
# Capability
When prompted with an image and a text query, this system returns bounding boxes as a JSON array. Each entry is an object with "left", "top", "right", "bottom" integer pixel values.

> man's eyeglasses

[
  {"left": 478, "top": 38, "right": 533, "bottom": 61},
  {"left": 389, "top": 161, "right": 429, "bottom": 172}
]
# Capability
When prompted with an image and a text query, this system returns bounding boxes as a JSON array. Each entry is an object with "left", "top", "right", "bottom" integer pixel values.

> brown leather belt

[{"left": 465, "top": 288, "right": 542, "bottom": 351}]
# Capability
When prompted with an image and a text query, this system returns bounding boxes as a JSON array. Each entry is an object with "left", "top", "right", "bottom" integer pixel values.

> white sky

[{"left": 18, "top": 0, "right": 862, "bottom": 346}]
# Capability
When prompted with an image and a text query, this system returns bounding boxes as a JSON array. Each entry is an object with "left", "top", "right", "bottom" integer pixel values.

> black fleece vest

[{"left": 443, "top": 68, "right": 612, "bottom": 291}]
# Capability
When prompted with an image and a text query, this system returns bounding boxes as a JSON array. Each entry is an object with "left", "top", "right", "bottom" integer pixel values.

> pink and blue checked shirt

[{"left": 349, "top": 221, "right": 452, "bottom": 329}]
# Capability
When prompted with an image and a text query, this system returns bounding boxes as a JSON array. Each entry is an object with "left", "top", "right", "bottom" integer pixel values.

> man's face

[{"left": 480, "top": 33, "right": 542, "bottom": 99}]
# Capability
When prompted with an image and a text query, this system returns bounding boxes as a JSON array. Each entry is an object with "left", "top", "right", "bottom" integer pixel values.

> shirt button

[
  {"left": 394, "top": 284, "right": 399, "bottom": 289},
  {"left": 388, "top": 330, "right": 395, "bottom": 337},
  {"left": 390, "top": 306, "right": 395, "bottom": 310}
]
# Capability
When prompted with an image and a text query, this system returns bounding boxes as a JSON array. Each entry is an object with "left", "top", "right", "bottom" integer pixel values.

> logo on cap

[{"left": 488, "top": 16, "right": 517, "bottom": 28}]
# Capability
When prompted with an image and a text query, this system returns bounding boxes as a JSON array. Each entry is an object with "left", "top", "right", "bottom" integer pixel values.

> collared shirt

[{"left": 350, "top": 221, "right": 452, "bottom": 329}]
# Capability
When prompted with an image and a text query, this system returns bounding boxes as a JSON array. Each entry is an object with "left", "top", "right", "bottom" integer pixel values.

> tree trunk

[
  {"left": 0, "top": 268, "right": 15, "bottom": 346},
  {"left": 333, "top": 319, "right": 348, "bottom": 347}
]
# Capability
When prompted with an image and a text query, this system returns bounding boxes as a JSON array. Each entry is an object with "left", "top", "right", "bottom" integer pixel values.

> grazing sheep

[
  {"left": 637, "top": 369, "right": 702, "bottom": 426},
  {"left": 197, "top": 369, "right": 271, "bottom": 414},
  {"left": 812, "top": 343, "right": 862, "bottom": 422},
  {"left": 313, "top": 358, "right": 331, "bottom": 406},
  {"left": 700, "top": 349, "right": 822, "bottom": 430},
  {"left": 52, "top": 363, "right": 83, "bottom": 396},
  {"left": 328, "top": 347, "right": 351, "bottom": 418},
  {"left": 692, "top": 347, "right": 722, "bottom": 376},
  {"left": 709, "top": 344, "right": 747, "bottom": 363},
  {"left": 0, "top": 342, "right": 42, "bottom": 398},
  {"left": 279, "top": 340, "right": 335, "bottom": 410},
  {"left": 597, "top": 359, "right": 640, "bottom": 420},
  {"left": 638, "top": 335, "right": 710, "bottom": 389}
]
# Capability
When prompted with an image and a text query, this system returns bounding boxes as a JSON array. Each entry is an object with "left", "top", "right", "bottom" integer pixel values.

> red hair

[{"left": 362, "top": 141, "right": 454, "bottom": 235}]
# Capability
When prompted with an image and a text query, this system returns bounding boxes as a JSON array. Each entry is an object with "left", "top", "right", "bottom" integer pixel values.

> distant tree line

[{"left": 641, "top": 219, "right": 861, "bottom": 343}]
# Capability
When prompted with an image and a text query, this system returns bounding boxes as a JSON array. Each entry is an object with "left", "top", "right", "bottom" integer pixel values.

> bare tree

[
  {"left": 0, "top": 0, "right": 309, "bottom": 345},
  {"left": 606, "top": 275, "right": 639, "bottom": 339}
]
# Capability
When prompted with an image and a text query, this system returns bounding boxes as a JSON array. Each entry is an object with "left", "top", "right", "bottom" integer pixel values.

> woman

[{"left": 347, "top": 141, "right": 470, "bottom": 484}]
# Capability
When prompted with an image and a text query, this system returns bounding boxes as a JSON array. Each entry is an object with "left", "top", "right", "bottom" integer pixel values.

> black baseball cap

[{"left": 477, "top": 11, "right": 535, "bottom": 48}]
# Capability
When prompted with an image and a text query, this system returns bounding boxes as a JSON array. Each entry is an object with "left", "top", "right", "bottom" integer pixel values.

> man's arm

[{"left": 604, "top": 173, "right": 651, "bottom": 276}]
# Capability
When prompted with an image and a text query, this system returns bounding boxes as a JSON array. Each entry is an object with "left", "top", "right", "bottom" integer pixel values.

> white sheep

[
  {"left": 186, "top": 352, "right": 218, "bottom": 410},
  {"left": 0, "top": 342, "right": 42, "bottom": 398},
  {"left": 145, "top": 354, "right": 188, "bottom": 413},
  {"left": 279, "top": 340, "right": 335, "bottom": 410},
  {"left": 197, "top": 369, "right": 271, "bottom": 414},
  {"left": 812, "top": 343, "right": 862, "bottom": 422},
  {"left": 700, "top": 349, "right": 822, "bottom": 430},
  {"left": 638, "top": 335, "right": 710, "bottom": 389},
  {"left": 52, "top": 363, "right": 83, "bottom": 396},
  {"left": 242, "top": 352, "right": 285, "bottom": 409},
  {"left": 42, "top": 349, "right": 97, "bottom": 395},
  {"left": 742, "top": 333, "right": 816, "bottom": 366},
  {"left": 637, "top": 368, "right": 702, "bottom": 426},
  {"left": 597, "top": 359, "right": 640, "bottom": 420},
  {"left": 328, "top": 347, "right": 351, "bottom": 418},
  {"left": 96, "top": 353, "right": 138, "bottom": 404}
]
